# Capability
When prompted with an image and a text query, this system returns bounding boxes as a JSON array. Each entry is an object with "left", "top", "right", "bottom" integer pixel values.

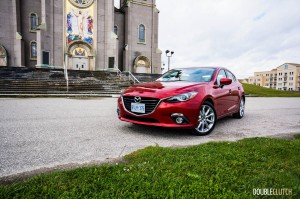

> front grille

[{"left": 123, "top": 96, "right": 160, "bottom": 115}]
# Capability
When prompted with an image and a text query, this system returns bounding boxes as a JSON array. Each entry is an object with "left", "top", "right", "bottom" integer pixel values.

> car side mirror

[{"left": 220, "top": 78, "right": 232, "bottom": 87}]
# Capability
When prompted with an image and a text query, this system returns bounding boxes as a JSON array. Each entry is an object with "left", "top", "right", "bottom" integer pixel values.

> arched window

[
  {"left": 138, "top": 24, "right": 145, "bottom": 43},
  {"left": 30, "top": 13, "right": 38, "bottom": 31},
  {"left": 30, "top": 41, "right": 37, "bottom": 60},
  {"left": 114, "top": 25, "right": 118, "bottom": 35}
]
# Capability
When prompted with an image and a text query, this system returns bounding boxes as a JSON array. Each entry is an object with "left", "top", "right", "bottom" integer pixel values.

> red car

[{"left": 117, "top": 67, "right": 245, "bottom": 135}]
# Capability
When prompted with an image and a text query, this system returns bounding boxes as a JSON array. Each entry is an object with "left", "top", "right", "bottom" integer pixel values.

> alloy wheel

[
  {"left": 194, "top": 103, "right": 216, "bottom": 135},
  {"left": 240, "top": 98, "right": 245, "bottom": 117}
]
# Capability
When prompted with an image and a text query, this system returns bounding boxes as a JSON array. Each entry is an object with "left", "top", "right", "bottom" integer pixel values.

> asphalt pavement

[{"left": 0, "top": 97, "right": 299, "bottom": 179}]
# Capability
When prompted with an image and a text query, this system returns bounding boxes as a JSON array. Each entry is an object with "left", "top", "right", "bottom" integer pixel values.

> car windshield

[{"left": 156, "top": 68, "right": 216, "bottom": 82}]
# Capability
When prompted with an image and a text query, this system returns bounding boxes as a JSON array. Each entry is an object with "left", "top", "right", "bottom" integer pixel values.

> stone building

[{"left": 0, "top": 0, "right": 162, "bottom": 74}]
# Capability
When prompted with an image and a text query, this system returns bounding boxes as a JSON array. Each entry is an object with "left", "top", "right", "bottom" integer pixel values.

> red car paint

[{"left": 117, "top": 67, "right": 245, "bottom": 135}]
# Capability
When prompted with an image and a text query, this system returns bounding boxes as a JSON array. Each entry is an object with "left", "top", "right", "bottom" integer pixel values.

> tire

[
  {"left": 233, "top": 97, "right": 245, "bottom": 119},
  {"left": 193, "top": 101, "right": 217, "bottom": 136}
]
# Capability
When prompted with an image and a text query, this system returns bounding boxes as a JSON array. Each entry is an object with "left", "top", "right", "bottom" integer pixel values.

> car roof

[{"left": 172, "top": 66, "right": 222, "bottom": 70}]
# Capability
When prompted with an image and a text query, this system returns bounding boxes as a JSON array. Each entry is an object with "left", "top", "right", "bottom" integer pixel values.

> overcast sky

[
  {"left": 156, "top": 0, "right": 300, "bottom": 78},
  {"left": 115, "top": 1, "right": 300, "bottom": 78}
]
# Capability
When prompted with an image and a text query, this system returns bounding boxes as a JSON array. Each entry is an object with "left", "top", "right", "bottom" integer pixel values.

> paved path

[{"left": 0, "top": 97, "right": 299, "bottom": 178}]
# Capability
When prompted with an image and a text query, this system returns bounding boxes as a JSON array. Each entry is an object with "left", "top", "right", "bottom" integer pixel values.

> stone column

[
  {"left": 123, "top": 1, "right": 132, "bottom": 72},
  {"left": 152, "top": 5, "right": 161, "bottom": 74},
  {"left": 36, "top": 29, "right": 42, "bottom": 67},
  {"left": 36, "top": 0, "right": 46, "bottom": 67},
  {"left": 104, "top": 0, "right": 117, "bottom": 69},
  {"left": 12, "top": 0, "right": 24, "bottom": 66}
]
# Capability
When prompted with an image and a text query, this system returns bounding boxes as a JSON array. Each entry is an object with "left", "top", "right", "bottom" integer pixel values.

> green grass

[
  {"left": 242, "top": 83, "right": 300, "bottom": 97},
  {"left": 1, "top": 135, "right": 300, "bottom": 198}
]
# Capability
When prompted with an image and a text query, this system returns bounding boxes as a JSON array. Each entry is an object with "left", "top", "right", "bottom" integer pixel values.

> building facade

[
  {"left": 246, "top": 63, "right": 300, "bottom": 91},
  {"left": 0, "top": 0, "right": 162, "bottom": 74}
]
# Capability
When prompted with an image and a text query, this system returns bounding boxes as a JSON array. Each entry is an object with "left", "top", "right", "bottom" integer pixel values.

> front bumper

[{"left": 117, "top": 97, "right": 200, "bottom": 129}]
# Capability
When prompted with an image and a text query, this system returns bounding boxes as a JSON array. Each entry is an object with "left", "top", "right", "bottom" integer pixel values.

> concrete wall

[
  {"left": 20, "top": 0, "right": 41, "bottom": 67},
  {"left": 0, "top": 0, "right": 14, "bottom": 66},
  {"left": 53, "top": 0, "right": 64, "bottom": 67},
  {"left": 0, "top": 0, "right": 24, "bottom": 66},
  {"left": 95, "top": 0, "right": 117, "bottom": 70},
  {"left": 122, "top": 0, "right": 161, "bottom": 73}
]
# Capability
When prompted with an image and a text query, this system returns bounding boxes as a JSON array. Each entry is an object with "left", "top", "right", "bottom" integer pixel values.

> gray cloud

[{"left": 157, "top": 0, "right": 300, "bottom": 78}]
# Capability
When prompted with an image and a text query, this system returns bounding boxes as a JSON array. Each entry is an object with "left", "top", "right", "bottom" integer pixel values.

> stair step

[{"left": 0, "top": 67, "right": 140, "bottom": 95}]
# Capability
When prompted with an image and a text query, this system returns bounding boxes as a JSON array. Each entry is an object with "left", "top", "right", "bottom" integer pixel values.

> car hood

[{"left": 123, "top": 81, "right": 207, "bottom": 98}]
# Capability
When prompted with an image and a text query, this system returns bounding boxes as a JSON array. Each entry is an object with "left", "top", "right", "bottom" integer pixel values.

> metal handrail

[
  {"left": 115, "top": 67, "right": 140, "bottom": 84},
  {"left": 115, "top": 68, "right": 122, "bottom": 77},
  {"left": 63, "top": 54, "right": 69, "bottom": 92},
  {"left": 127, "top": 71, "right": 140, "bottom": 84}
]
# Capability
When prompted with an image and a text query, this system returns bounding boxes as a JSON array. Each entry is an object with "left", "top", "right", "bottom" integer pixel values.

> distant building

[
  {"left": 246, "top": 63, "right": 300, "bottom": 91},
  {"left": 0, "top": 0, "right": 162, "bottom": 74}
]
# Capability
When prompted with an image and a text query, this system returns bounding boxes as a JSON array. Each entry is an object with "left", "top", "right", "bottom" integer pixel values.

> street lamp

[
  {"left": 161, "top": 62, "right": 165, "bottom": 72},
  {"left": 165, "top": 50, "right": 174, "bottom": 71}
]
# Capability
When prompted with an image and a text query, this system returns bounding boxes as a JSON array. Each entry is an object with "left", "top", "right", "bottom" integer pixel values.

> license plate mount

[{"left": 131, "top": 103, "right": 145, "bottom": 114}]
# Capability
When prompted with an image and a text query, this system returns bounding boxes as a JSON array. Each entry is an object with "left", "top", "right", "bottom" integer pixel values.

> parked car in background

[{"left": 117, "top": 67, "right": 245, "bottom": 135}]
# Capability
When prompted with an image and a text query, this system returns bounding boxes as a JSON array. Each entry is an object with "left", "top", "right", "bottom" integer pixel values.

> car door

[
  {"left": 225, "top": 70, "right": 240, "bottom": 113},
  {"left": 212, "top": 69, "right": 232, "bottom": 117}
]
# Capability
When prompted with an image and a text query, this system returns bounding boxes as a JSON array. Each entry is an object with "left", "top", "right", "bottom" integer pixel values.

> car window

[
  {"left": 225, "top": 70, "right": 236, "bottom": 82},
  {"left": 161, "top": 70, "right": 182, "bottom": 81},
  {"left": 157, "top": 68, "right": 216, "bottom": 82},
  {"left": 216, "top": 69, "right": 226, "bottom": 85}
]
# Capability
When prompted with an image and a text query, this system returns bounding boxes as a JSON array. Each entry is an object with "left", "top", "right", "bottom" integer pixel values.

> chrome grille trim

[{"left": 122, "top": 96, "right": 161, "bottom": 116}]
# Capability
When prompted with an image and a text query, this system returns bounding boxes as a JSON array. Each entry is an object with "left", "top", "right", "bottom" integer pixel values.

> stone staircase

[{"left": 0, "top": 67, "right": 133, "bottom": 96}]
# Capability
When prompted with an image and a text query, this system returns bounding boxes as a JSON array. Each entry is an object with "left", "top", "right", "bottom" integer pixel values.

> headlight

[{"left": 165, "top": 91, "right": 198, "bottom": 103}]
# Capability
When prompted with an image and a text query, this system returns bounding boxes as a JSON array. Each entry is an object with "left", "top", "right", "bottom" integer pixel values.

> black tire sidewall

[{"left": 234, "top": 97, "right": 245, "bottom": 119}]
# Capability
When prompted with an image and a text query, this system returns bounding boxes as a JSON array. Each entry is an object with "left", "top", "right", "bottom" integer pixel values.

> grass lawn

[
  {"left": 242, "top": 83, "right": 300, "bottom": 97},
  {"left": 1, "top": 135, "right": 299, "bottom": 198}
]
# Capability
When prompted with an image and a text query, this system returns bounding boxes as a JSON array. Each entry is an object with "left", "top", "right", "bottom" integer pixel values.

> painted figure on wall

[
  {"left": 87, "top": 16, "right": 93, "bottom": 35},
  {"left": 75, "top": 48, "right": 86, "bottom": 56},
  {"left": 67, "top": 12, "right": 73, "bottom": 34},
  {"left": 71, "top": 9, "right": 89, "bottom": 37},
  {"left": 66, "top": 2, "right": 94, "bottom": 45},
  {"left": 83, "top": 37, "right": 92, "bottom": 44}
]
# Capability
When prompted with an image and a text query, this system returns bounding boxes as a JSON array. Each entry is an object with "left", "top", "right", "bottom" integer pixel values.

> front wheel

[
  {"left": 233, "top": 97, "right": 245, "bottom": 119},
  {"left": 193, "top": 101, "right": 216, "bottom": 136}
]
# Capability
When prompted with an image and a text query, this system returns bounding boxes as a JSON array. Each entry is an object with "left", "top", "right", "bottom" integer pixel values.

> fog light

[
  {"left": 176, "top": 117, "right": 184, "bottom": 124},
  {"left": 171, "top": 113, "right": 189, "bottom": 125}
]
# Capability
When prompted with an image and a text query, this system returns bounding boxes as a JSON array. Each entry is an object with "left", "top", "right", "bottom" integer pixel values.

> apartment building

[{"left": 246, "top": 63, "right": 300, "bottom": 91}]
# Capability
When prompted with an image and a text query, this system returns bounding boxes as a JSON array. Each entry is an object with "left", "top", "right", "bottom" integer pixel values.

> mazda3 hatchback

[{"left": 117, "top": 67, "right": 245, "bottom": 135}]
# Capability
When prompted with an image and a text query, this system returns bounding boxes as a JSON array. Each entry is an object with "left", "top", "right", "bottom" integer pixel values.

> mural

[
  {"left": 73, "top": 47, "right": 86, "bottom": 56},
  {"left": 69, "top": 0, "right": 94, "bottom": 8},
  {"left": 66, "top": 0, "right": 94, "bottom": 45}
]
